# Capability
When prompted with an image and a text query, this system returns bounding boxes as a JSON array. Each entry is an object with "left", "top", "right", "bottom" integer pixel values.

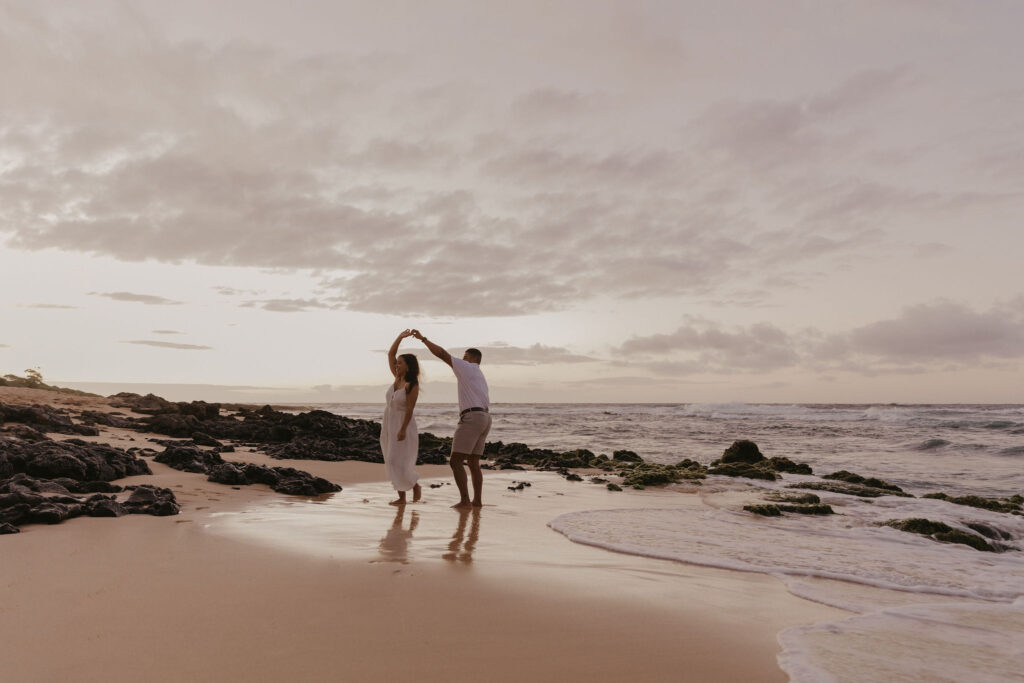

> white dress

[{"left": 380, "top": 383, "right": 419, "bottom": 492}]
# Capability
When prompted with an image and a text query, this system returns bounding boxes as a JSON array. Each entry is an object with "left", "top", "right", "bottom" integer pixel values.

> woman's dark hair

[{"left": 400, "top": 353, "right": 420, "bottom": 389}]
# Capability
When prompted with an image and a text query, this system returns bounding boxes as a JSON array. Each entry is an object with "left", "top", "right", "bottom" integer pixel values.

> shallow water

[
  {"left": 318, "top": 402, "right": 1024, "bottom": 498},
  {"left": 276, "top": 402, "right": 1024, "bottom": 680}
]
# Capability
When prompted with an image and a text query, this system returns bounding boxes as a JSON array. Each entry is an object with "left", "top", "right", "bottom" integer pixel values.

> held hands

[
  {"left": 397, "top": 427, "right": 406, "bottom": 442},
  {"left": 398, "top": 329, "right": 413, "bottom": 339},
  {"left": 411, "top": 329, "right": 424, "bottom": 341}
]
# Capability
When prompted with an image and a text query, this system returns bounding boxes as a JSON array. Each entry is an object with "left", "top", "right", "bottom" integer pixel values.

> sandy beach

[{"left": 2, "top": 386, "right": 847, "bottom": 682}]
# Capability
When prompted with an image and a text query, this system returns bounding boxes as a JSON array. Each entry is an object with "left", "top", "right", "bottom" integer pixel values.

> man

[{"left": 411, "top": 330, "right": 490, "bottom": 508}]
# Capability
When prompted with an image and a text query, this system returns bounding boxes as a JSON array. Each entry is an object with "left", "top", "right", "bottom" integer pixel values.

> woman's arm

[
  {"left": 397, "top": 384, "right": 419, "bottom": 441},
  {"left": 387, "top": 329, "right": 412, "bottom": 377}
]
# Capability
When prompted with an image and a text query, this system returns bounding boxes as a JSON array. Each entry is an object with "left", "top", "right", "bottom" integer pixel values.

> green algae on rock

[
  {"left": 823, "top": 470, "right": 905, "bottom": 493},
  {"left": 922, "top": 492, "right": 1022, "bottom": 514},
  {"left": 765, "top": 491, "right": 821, "bottom": 505},
  {"left": 884, "top": 518, "right": 996, "bottom": 552},
  {"left": 621, "top": 463, "right": 701, "bottom": 488},
  {"left": 777, "top": 503, "right": 834, "bottom": 515},
  {"left": 790, "top": 481, "right": 914, "bottom": 498},
  {"left": 743, "top": 504, "right": 781, "bottom": 516}
]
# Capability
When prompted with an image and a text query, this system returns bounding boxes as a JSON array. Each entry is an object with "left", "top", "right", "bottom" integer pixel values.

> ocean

[{"left": 316, "top": 402, "right": 1024, "bottom": 682}]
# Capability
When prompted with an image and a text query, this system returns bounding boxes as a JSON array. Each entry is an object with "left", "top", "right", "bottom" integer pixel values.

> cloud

[
  {"left": 474, "top": 343, "right": 598, "bottom": 365},
  {"left": 619, "top": 319, "right": 800, "bottom": 373},
  {"left": 24, "top": 303, "right": 80, "bottom": 309},
  {"left": 0, "top": 344, "right": 9, "bottom": 349},
  {"left": 377, "top": 342, "right": 596, "bottom": 365},
  {"left": 240, "top": 298, "right": 339, "bottom": 313},
  {"left": 122, "top": 340, "right": 213, "bottom": 350},
  {"left": 844, "top": 301, "right": 1024, "bottom": 362},
  {"left": 614, "top": 300, "right": 1024, "bottom": 376},
  {"left": 152, "top": 330, "right": 182, "bottom": 335},
  {"left": 0, "top": 4, "right": 1021, "bottom": 320},
  {"left": 91, "top": 292, "right": 184, "bottom": 305},
  {"left": 214, "top": 286, "right": 264, "bottom": 296}
]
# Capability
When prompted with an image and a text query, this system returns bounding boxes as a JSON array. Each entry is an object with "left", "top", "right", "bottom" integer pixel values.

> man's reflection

[
  {"left": 378, "top": 506, "right": 419, "bottom": 563},
  {"left": 443, "top": 507, "right": 480, "bottom": 564}
]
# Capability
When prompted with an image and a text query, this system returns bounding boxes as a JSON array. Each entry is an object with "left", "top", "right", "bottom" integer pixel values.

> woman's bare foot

[
  {"left": 412, "top": 484, "right": 422, "bottom": 502},
  {"left": 389, "top": 495, "right": 407, "bottom": 506}
]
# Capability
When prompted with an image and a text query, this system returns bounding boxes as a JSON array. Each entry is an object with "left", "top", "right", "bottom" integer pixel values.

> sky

[{"left": 2, "top": 0, "right": 1023, "bottom": 404}]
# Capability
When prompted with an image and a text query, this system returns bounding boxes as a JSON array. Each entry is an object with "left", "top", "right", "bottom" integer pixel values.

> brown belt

[{"left": 460, "top": 407, "right": 488, "bottom": 417}]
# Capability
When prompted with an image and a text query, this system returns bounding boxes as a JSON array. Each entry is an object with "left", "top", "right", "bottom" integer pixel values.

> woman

[{"left": 380, "top": 329, "right": 422, "bottom": 505}]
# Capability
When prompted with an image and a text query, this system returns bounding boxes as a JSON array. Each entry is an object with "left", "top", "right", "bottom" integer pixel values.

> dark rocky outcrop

[
  {"left": 0, "top": 471, "right": 177, "bottom": 529},
  {"left": 122, "top": 485, "right": 180, "bottom": 516},
  {"left": 0, "top": 403, "right": 99, "bottom": 436},
  {"left": 717, "top": 440, "right": 764, "bottom": 465},
  {"left": 706, "top": 441, "right": 813, "bottom": 481},
  {"left": 1, "top": 437, "right": 151, "bottom": 482},
  {"left": 78, "top": 411, "right": 138, "bottom": 429},
  {"left": 149, "top": 443, "right": 341, "bottom": 497}
]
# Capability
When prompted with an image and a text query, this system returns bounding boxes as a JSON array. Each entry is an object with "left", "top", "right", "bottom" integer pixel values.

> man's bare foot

[
  {"left": 412, "top": 484, "right": 422, "bottom": 502},
  {"left": 452, "top": 501, "right": 473, "bottom": 509},
  {"left": 389, "top": 497, "right": 406, "bottom": 506},
  {"left": 472, "top": 500, "right": 482, "bottom": 507}
]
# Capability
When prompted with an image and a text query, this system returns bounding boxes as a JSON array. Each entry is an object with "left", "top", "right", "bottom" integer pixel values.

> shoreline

[{"left": 0, "top": 385, "right": 849, "bottom": 681}]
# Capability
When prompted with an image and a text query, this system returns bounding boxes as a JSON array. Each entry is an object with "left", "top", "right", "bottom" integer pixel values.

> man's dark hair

[{"left": 465, "top": 348, "right": 482, "bottom": 363}]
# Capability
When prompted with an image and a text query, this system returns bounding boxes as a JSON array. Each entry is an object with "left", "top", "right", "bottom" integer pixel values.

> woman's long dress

[{"left": 380, "top": 384, "right": 419, "bottom": 492}]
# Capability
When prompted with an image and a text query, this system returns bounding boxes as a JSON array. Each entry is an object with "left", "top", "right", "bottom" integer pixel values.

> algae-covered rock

[
  {"left": 718, "top": 440, "right": 764, "bottom": 465},
  {"left": 621, "top": 463, "right": 693, "bottom": 487},
  {"left": 823, "top": 470, "right": 904, "bottom": 493},
  {"left": 612, "top": 449, "right": 643, "bottom": 462},
  {"left": 922, "top": 492, "right": 1021, "bottom": 514},
  {"left": 765, "top": 457, "right": 813, "bottom": 475},
  {"left": 708, "top": 462, "right": 776, "bottom": 481},
  {"left": 744, "top": 504, "right": 781, "bottom": 516},
  {"left": 885, "top": 518, "right": 995, "bottom": 552},
  {"left": 790, "top": 481, "right": 913, "bottom": 498},
  {"left": 606, "top": 483, "right": 622, "bottom": 492},
  {"left": 965, "top": 522, "right": 1013, "bottom": 540},
  {"left": 777, "top": 503, "right": 834, "bottom": 515},
  {"left": 934, "top": 529, "right": 996, "bottom": 552},
  {"left": 765, "top": 492, "right": 821, "bottom": 505},
  {"left": 675, "top": 458, "right": 705, "bottom": 470}
]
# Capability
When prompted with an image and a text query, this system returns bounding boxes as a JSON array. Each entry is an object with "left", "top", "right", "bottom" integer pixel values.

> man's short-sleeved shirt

[{"left": 450, "top": 357, "right": 490, "bottom": 412}]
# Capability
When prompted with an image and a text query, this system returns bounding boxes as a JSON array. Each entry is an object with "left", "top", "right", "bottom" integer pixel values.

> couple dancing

[{"left": 381, "top": 329, "right": 491, "bottom": 509}]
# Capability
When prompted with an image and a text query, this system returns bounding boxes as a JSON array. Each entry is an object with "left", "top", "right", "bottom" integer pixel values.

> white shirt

[{"left": 450, "top": 357, "right": 490, "bottom": 412}]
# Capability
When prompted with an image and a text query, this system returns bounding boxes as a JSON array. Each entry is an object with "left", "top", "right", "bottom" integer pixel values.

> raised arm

[
  {"left": 387, "top": 329, "right": 413, "bottom": 377},
  {"left": 411, "top": 329, "right": 452, "bottom": 367}
]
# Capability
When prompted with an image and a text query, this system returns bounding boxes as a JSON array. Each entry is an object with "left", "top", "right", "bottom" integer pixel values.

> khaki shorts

[{"left": 452, "top": 410, "right": 492, "bottom": 456}]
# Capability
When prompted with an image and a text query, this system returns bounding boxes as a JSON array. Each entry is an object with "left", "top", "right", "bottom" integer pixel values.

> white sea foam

[
  {"left": 778, "top": 601, "right": 1024, "bottom": 683},
  {"left": 549, "top": 503, "right": 1024, "bottom": 605},
  {"left": 549, "top": 482, "right": 1024, "bottom": 682}
]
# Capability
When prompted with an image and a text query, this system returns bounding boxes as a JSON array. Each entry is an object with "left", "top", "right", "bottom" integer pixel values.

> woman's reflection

[
  {"left": 378, "top": 506, "right": 419, "bottom": 563},
  {"left": 442, "top": 507, "right": 480, "bottom": 564}
]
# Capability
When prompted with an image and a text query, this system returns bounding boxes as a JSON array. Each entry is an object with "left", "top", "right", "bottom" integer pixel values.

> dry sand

[{"left": 1, "top": 387, "right": 846, "bottom": 682}]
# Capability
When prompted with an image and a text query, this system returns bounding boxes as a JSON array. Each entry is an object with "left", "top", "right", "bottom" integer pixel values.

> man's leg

[
  {"left": 468, "top": 455, "right": 483, "bottom": 506},
  {"left": 450, "top": 452, "right": 473, "bottom": 508}
]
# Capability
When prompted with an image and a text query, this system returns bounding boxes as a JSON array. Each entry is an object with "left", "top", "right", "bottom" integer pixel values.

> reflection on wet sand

[
  {"left": 378, "top": 507, "right": 419, "bottom": 563},
  {"left": 443, "top": 507, "right": 480, "bottom": 564}
]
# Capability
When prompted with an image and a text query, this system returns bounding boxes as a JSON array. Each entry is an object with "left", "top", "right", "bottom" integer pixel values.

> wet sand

[{"left": 1, "top": 387, "right": 846, "bottom": 681}]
